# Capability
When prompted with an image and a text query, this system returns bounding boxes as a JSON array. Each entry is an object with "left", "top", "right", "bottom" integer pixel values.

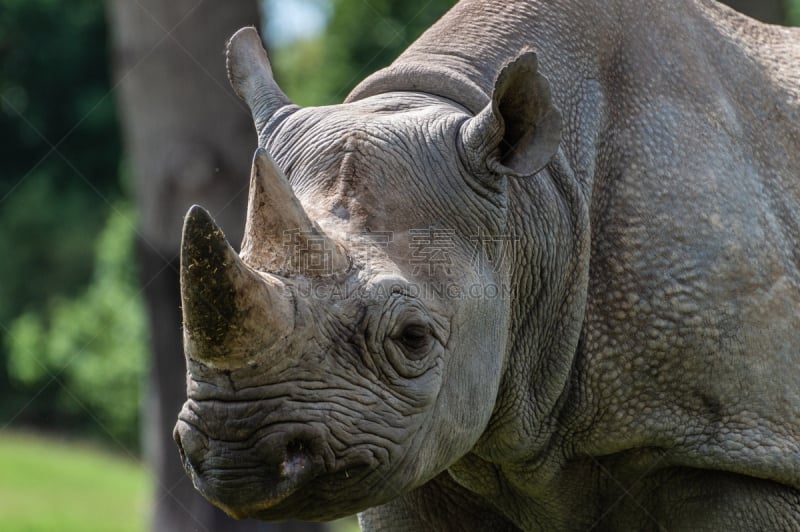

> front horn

[{"left": 180, "top": 205, "right": 294, "bottom": 367}]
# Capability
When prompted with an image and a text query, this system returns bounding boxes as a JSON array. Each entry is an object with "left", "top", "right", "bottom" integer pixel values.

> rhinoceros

[{"left": 173, "top": 0, "right": 800, "bottom": 529}]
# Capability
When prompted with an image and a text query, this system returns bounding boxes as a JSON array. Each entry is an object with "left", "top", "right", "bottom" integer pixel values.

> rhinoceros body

[{"left": 174, "top": 0, "right": 800, "bottom": 529}]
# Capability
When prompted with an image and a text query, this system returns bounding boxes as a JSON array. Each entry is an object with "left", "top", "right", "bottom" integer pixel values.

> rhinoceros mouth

[
  {"left": 190, "top": 448, "right": 326, "bottom": 519},
  {"left": 174, "top": 415, "right": 387, "bottom": 519},
  {"left": 243, "top": 463, "right": 379, "bottom": 521},
  {"left": 196, "top": 459, "right": 378, "bottom": 521},
  {"left": 197, "top": 464, "right": 319, "bottom": 520},
  {"left": 174, "top": 419, "right": 329, "bottom": 517}
]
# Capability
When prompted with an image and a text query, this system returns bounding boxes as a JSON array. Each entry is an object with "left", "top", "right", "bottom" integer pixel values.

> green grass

[
  {"left": 0, "top": 431, "right": 151, "bottom": 532},
  {"left": 0, "top": 431, "right": 361, "bottom": 532}
]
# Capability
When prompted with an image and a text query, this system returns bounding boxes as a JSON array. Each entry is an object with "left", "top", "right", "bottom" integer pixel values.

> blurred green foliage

[
  {"left": 790, "top": 0, "right": 800, "bottom": 24},
  {"left": 0, "top": 0, "right": 122, "bottom": 427},
  {"left": 6, "top": 204, "right": 147, "bottom": 448},
  {"left": 271, "top": 0, "right": 457, "bottom": 106},
  {"left": 0, "top": 0, "right": 120, "bottom": 184}
]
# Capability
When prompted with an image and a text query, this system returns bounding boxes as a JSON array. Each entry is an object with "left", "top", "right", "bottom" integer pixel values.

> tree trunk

[{"left": 106, "top": 1, "right": 327, "bottom": 531}]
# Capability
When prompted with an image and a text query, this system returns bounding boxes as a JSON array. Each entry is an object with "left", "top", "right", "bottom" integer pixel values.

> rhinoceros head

[{"left": 174, "top": 27, "right": 561, "bottom": 521}]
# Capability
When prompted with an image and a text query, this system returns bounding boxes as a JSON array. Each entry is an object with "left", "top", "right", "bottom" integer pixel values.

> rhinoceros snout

[{"left": 173, "top": 419, "right": 324, "bottom": 517}]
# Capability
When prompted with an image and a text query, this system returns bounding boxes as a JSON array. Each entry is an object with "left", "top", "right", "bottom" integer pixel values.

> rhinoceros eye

[{"left": 396, "top": 323, "right": 432, "bottom": 353}]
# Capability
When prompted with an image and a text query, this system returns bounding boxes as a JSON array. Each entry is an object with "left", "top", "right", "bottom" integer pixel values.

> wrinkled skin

[{"left": 174, "top": 0, "right": 800, "bottom": 530}]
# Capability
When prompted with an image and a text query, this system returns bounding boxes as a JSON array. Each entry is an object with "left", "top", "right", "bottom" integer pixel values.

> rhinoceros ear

[
  {"left": 226, "top": 27, "right": 295, "bottom": 143},
  {"left": 460, "top": 51, "right": 561, "bottom": 179}
]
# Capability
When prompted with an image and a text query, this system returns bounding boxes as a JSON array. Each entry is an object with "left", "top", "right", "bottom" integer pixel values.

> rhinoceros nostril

[{"left": 281, "top": 439, "right": 312, "bottom": 479}]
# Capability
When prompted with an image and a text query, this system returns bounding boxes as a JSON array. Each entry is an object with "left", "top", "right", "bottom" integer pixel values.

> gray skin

[{"left": 174, "top": 0, "right": 800, "bottom": 530}]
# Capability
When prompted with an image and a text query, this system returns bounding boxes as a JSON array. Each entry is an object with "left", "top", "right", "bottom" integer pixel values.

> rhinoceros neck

[{"left": 346, "top": 0, "right": 607, "bottom": 113}]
